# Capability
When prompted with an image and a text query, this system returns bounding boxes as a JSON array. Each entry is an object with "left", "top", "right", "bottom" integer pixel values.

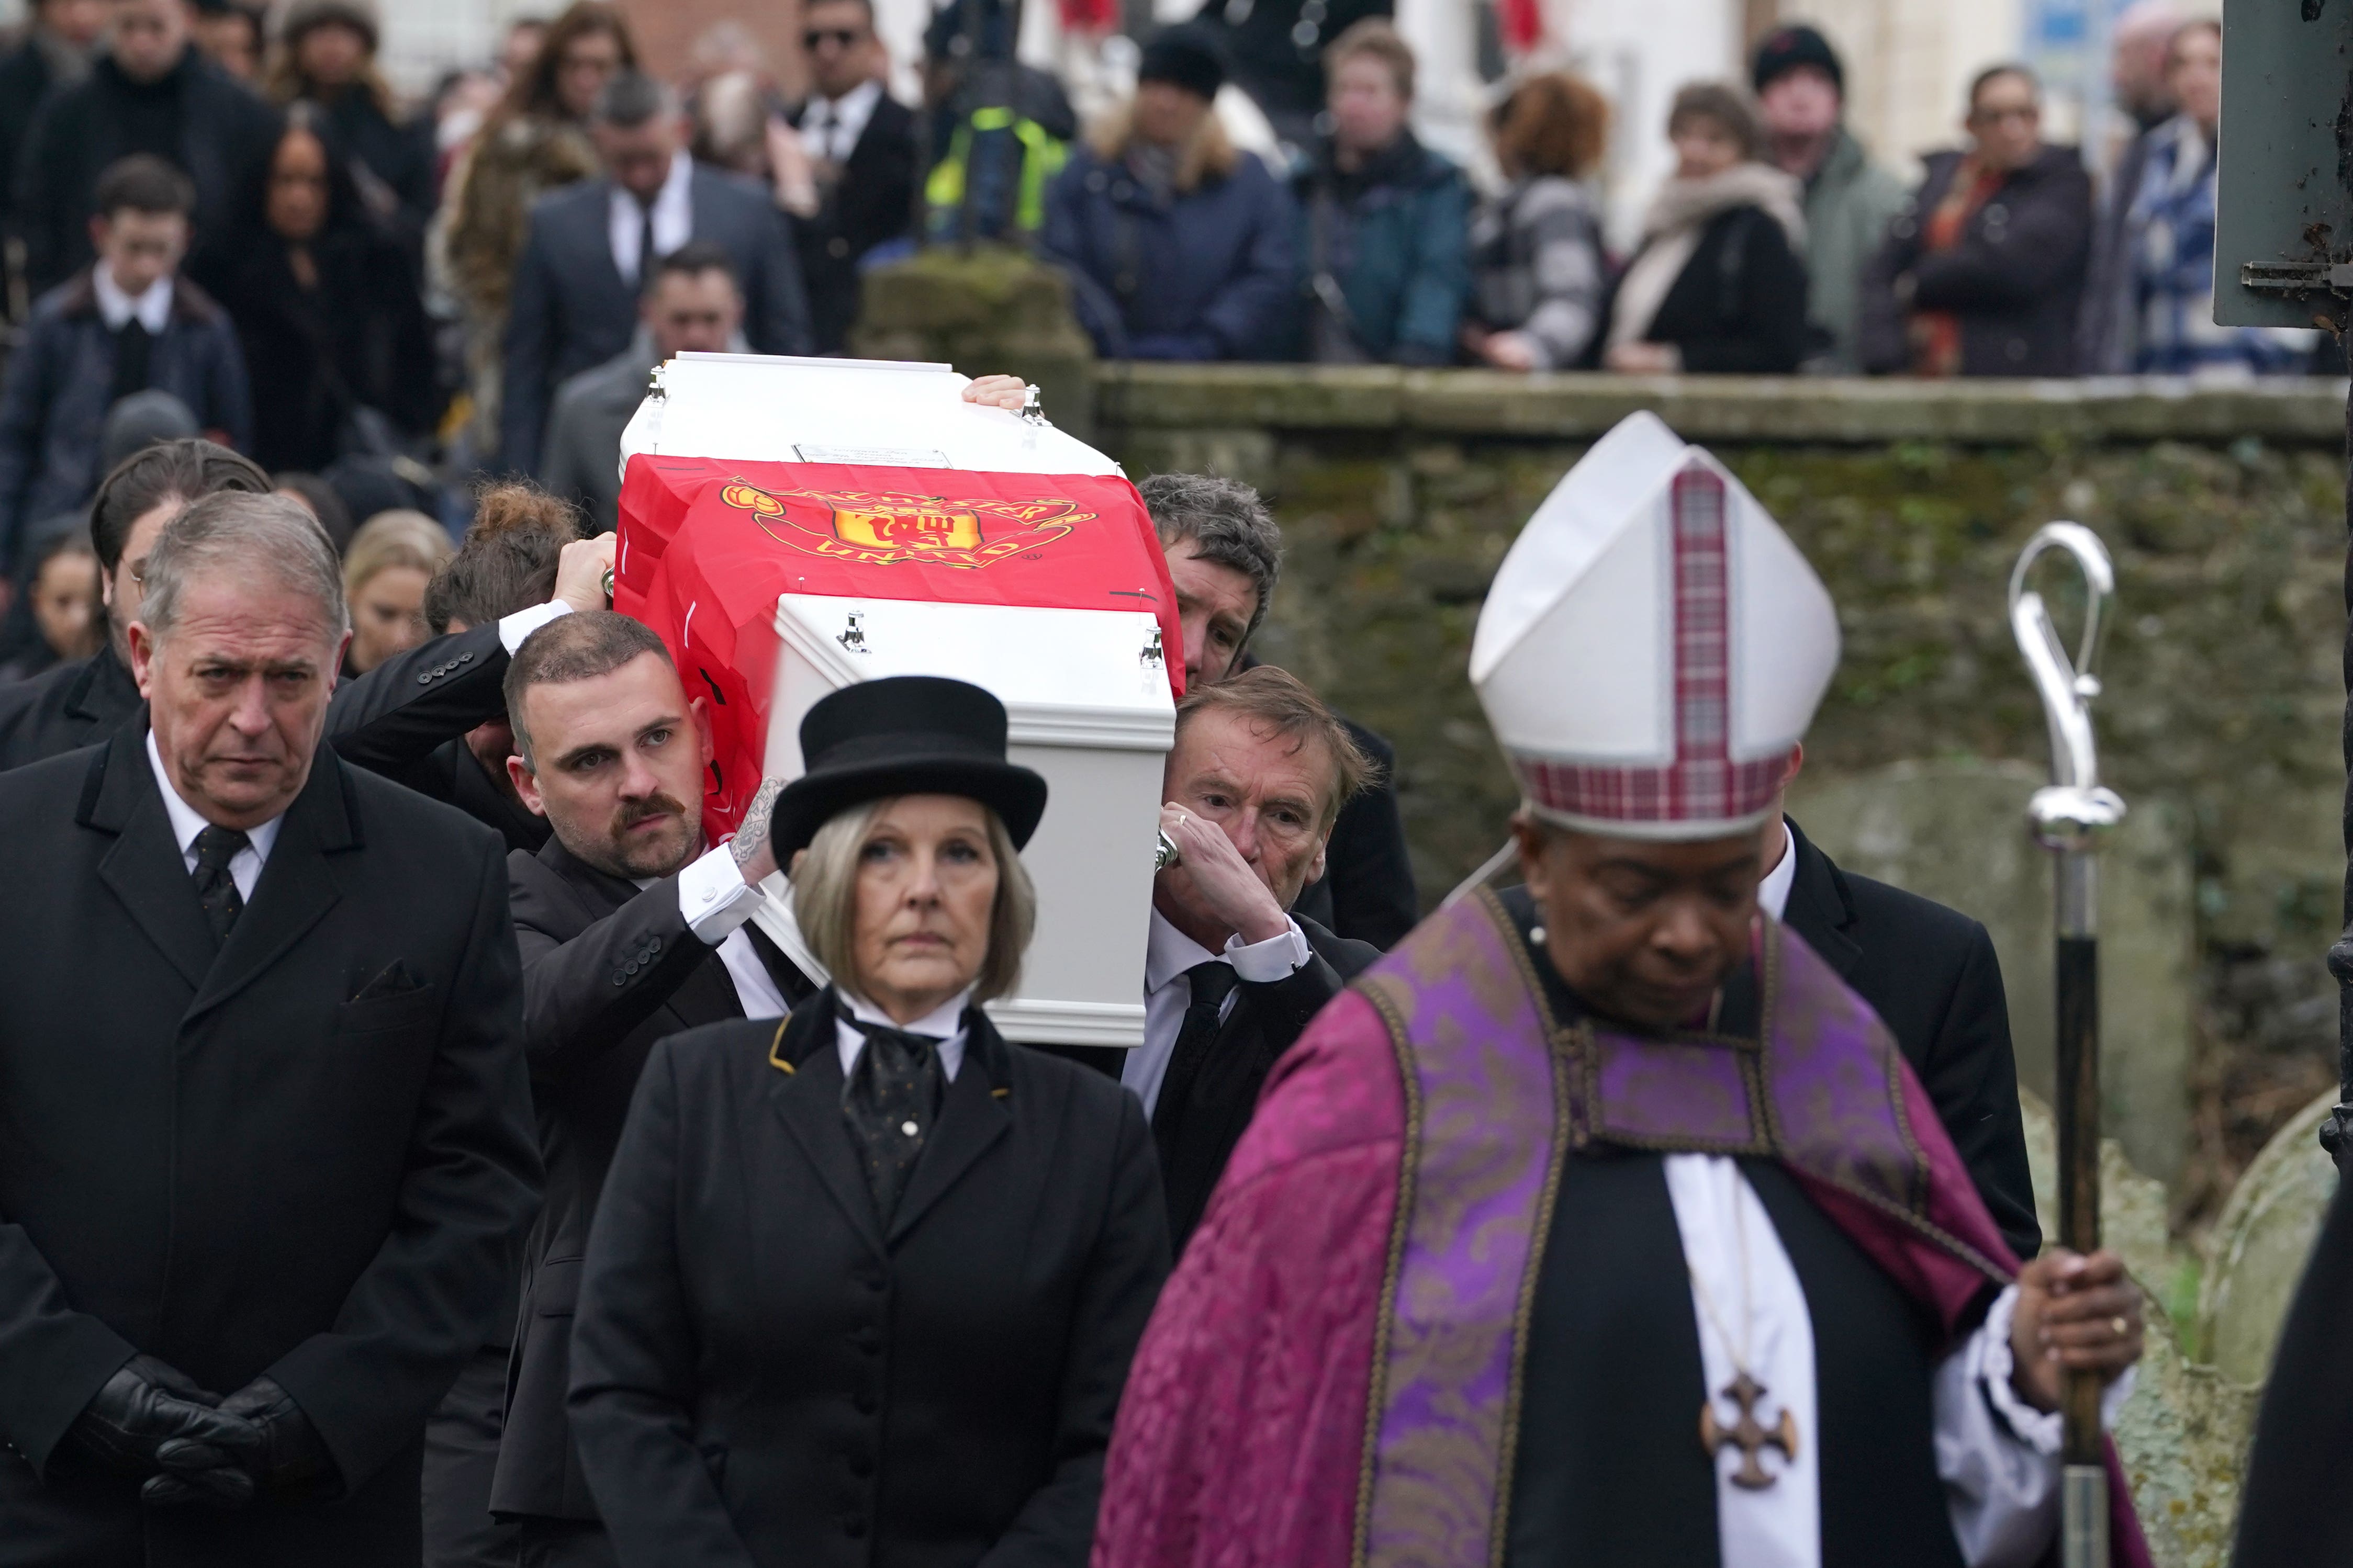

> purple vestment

[{"left": 1096, "top": 890, "right": 2150, "bottom": 1568}]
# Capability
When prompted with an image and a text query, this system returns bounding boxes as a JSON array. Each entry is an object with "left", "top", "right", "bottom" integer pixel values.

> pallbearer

[{"left": 1094, "top": 412, "right": 2152, "bottom": 1568}]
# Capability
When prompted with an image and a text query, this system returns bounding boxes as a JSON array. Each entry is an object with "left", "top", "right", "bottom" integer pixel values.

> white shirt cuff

[
  {"left": 1224, "top": 918, "right": 1310, "bottom": 984},
  {"left": 1975, "top": 1285, "right": 2137, "bottom": 1451},
  {"left": 678, "top": 844, "right": 764, "bottom": 945},
  {"left": 498, "top": 600, "right": 573, "bottom": 655}
]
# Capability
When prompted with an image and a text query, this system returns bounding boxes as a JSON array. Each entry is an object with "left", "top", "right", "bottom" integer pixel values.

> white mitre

[{"left": 1469, "top": 411, "right": 1840, "bottom": 840}]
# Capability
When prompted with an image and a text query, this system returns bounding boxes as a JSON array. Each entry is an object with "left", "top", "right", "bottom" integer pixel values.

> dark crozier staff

[{"left": 2010, "top": 522, "right": 2126, "bottom": 1568}]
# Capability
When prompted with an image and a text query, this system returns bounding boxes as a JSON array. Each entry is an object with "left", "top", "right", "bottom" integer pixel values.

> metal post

[{"left": 2011, "top": 522, "right": 2126, "bottom": 1568}]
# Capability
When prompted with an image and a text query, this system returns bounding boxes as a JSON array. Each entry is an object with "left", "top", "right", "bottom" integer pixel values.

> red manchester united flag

[{"left": 614, "top": 454, "right": 1185, "bottom": 844}]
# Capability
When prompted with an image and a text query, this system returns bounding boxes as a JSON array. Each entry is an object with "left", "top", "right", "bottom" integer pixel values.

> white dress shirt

[
  {"left": 608, "top": 150, "right": 695, "bottom": 286},
  {"left": 640, "top": 845, "right": 791, "bottom": 1021},
  {"left": 801, "top": 78, "right": 884, "bottom": 163},
  {"left": 1123, "top": 909, "right": 1311, "bottom": 1115},
  {"left": 94, "top": 264, "right": 172, "bottom": 334},
  {"left": 1757, "top": 818, "right": 1798, "bottom": 922},
  {"left": 835, "top": 985, "right": 971, "bottom": 1082},
  {"left": 146, "top": 730, "right": 283, "bottom": 902}
]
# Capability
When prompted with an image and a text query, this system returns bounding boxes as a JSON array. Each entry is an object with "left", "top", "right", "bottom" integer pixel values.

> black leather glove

[
  {"left": 141, "top": 1374, "right": 336, "bottom": 1508},
  {"left": 60, "top": 1355, "right": 260, "bottom": 1508}
]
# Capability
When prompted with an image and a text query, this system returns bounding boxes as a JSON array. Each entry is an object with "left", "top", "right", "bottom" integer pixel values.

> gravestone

[
  {"left": 1788, "top": 760, "right": 2196, "bottom": 1186},
  {"left": 2200, "top": 1087, "right": 2339, "bottom": 1386}
]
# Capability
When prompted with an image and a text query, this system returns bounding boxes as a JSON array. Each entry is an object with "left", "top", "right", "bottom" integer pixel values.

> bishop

[{"left": 1093, "top": 413, "right": 2150, "bottom": 1568}]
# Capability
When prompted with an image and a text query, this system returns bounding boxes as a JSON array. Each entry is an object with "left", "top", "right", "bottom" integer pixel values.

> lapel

[
  {"left": 886, "top": 1010, "right": 1013, "bottom": 1246},
  {"left": 84, "top": 726, "right": 215, "bottom": 992},
  {"left": 1780, "top": 817, "right": 1864, "bottom": 980},
  {"left": 186, "top": 747, "right": 357, "bottom": 1020},
  {"left": 767, "top": 991, "right": 889, "bottom": 1259},
  {"left": 743, "top": 920, "right": 816, "bottom": 1008},
  {"left": 568, "top": 181, "right": 632, "bottom": 309},
  {"left": 64, "top": 644, "right": 137, "bottom": 726}
]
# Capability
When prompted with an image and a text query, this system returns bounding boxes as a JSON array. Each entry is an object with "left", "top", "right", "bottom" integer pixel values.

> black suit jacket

[
  {"left": 323, "top": 624, "right": 549, "bottom": 855},
  {"left": 790, "top": 93, "right": 918, "bottom": 354},
  {"left": 491, "top": 839, "right": 812, "bottom": 1522},
  {"left": 0, "top": 727, "right": 539, "bottom": 1564},
  {"left": 500, "top": 167, "right": 812, "bottom": 475},
  {"left": 1780, "top": 818, "right": 2041, "bottom": 1261},
  {"left": 1153, "top": 913, "right": 1379, "bottom": 1248},
  {"left": 0, "top": 641, "right": 139, "bottom": 770},
  {"left": 569, "top": 990, "right": 1170, "bottom": 1568}
]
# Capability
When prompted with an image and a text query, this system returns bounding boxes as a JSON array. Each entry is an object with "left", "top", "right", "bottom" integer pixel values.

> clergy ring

[{"left": 2111, "top": 1315, "right": 2129, "bottom": 1338}]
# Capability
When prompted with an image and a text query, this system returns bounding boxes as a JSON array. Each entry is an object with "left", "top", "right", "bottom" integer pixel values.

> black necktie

[
  {"left": 190, "top": 825, "right": 249, "bottom": 946},
  {"left": 110, "top": 320, "right": 153, "bottom": 408},
  {"left": 635, "top": 198, "right": 659, "bottom": 286},
  {"left": 1151, "top": 961, "right": 1239, "bottom": 1160},
  {"left": 840, "top": 1008, "right": 948, "bottom": 1226}
]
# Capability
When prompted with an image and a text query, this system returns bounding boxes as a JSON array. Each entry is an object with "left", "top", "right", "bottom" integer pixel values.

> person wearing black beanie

[
  {"left": 1750, "top": 20, "right": 1906, "bottom": 372},
  {"left": 1138, "top": 25, "right": 1226, "bottom": 105},
  {"left": 1036, "top": 25, "right": 1299, "bottom": 360}
]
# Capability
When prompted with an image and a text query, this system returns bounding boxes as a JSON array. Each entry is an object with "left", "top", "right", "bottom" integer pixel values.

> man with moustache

[{"left": 492, "top": 610, "right": 813, "bottom": 1568}]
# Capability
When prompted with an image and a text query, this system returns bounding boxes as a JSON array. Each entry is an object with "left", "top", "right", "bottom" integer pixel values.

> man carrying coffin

[
  {"left": 491, "top": 611, "right": 814, "bottom": 1567},
  {"left": 1094, "top": 413, "right": 2151, "bottom": 1568}
]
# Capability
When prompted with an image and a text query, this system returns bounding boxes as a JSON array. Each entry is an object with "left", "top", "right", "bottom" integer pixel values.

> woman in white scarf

[{"left": 1603, "top": 82, "right": 1810, "bottom": 375}]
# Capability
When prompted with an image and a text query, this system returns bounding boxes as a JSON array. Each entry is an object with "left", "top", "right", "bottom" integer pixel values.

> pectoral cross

[{"left": 1699, "top": 1371, "right": 1799, "bottom": 1490}]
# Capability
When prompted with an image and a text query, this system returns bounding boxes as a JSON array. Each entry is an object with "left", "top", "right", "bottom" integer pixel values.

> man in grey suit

[
  {"left": 500, "top": 71, "right": 810, "bottom": 477},
  {"left": 542, "top": 243, "right": 745, "bottom": 535}
]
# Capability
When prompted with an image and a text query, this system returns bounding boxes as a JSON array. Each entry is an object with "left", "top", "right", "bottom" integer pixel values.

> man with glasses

[
  {"left": 1858, "top": 63, "right": 2093, "bottom": 377},
  {"left": 774, "top": 0, "right": 917, "bottom": 353}
]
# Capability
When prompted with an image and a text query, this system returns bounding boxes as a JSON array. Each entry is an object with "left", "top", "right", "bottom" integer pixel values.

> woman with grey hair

[{"left": 568, "top": 674, "right": 1171, "bottom": 1567}]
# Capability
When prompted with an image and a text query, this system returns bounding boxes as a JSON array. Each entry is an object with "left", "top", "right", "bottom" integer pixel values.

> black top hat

[{"left": 770, "top": 676, "right": 1049, "bottom": 861}]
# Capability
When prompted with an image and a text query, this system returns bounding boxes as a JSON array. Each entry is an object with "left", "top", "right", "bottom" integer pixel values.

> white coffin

[
  {"left": 622, "top": 354, "right": 1169, "bottom": 1049},
  {"left": 760, "top": 594, "right": 1172, "bottom": 1048}
]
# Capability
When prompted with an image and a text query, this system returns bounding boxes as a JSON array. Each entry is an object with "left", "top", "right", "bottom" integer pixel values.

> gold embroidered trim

[
  {"left": 767, "top": 1021, "right": 794, "bottom": 1073},
  {"left": 1350, "top": 972, "right": 1425, "bottom": 1568}
]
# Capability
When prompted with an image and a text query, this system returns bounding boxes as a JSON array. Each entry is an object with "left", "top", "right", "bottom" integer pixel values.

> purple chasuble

[{"left": 1347, "top": 889, "right": 2150, "bottom": 1568}]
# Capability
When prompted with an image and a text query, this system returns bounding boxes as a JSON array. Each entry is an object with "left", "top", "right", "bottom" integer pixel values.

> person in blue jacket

[
  {"left": 1292, "top": 18, "right": 1470, "bottom": 365},
  {"left": 1038, "top": 26, "right": 1298, "bottom": 361}
]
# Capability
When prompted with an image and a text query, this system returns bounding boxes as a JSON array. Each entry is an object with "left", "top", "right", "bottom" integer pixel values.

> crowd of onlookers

[{"left": 0, "top": 0, "right": 2311, "bottom": 689}]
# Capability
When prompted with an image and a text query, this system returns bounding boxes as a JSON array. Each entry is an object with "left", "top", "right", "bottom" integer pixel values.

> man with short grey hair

[
  {"left": 500, "top": 69, "right": 810, "bottom": 476},
  {"left": 1137, "top": 469, "right": 1418, "bottom": 948},
  {"left": 0, "top": 490, "right": 539, "bottom": 1564}
]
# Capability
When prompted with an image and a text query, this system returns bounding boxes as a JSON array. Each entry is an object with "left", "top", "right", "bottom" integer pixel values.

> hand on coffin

[
  {"left": 552, "top": 535, "right": 619, "bottom": 614},
  {"left": 2009, "top": 1248, "right": 2143, "bottom": 1412},
  {"left": 961, "top": 375, "right": 1032, "bottom": 412},
  {"left": 732, "top": 776, "right": 785, "bottom": 886},
  {"left": 1157, "top": 802, "right": 1290, "bottom": 947}
]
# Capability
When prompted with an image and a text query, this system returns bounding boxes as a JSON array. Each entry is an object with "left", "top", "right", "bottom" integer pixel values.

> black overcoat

[
  {"left": 791, "top": 93, "right": 919, "bottom": 354},
  {"left": 0, "top": 642, "right": 138, "bottom": 771},
  {"left": 1780, "top": 818, "right": 2041, "bottom": 1260},
  {"left": 490, "top": 839, "right": 811, "bottom": 1523},
  {"left": 568, "top": 989, "right": 1171, "bottom": 1568},
  {"left": 0, "top": 724, "right": 540, "bottom": 1566}
]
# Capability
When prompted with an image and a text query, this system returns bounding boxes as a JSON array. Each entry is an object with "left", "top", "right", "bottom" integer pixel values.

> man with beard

[{"left": 492, "top": 610, "right": 813, "bottom": 1567}]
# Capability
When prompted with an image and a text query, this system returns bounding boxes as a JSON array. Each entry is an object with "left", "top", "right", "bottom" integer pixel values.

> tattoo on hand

[{"left": 733, "top": 777, "right": 783, "bottom": 867}]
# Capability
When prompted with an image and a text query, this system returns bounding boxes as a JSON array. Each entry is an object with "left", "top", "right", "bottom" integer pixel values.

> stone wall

[{"left": 1094, "top": 366, "right": 2350, "bottom": 1206}]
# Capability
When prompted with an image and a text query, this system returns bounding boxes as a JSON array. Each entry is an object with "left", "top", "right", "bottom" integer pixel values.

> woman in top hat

[{"left": 567, "top": 675, "right": 1172, "bottom": 1568}]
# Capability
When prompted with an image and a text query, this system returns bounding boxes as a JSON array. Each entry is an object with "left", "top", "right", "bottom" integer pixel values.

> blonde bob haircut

[{"left": 790, "top": 796, "right": 1038, "bottom": 1006}]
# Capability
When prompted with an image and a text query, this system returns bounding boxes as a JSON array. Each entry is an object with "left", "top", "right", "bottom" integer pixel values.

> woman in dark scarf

[{"left": 188, "top": 103, "right": 439, "bottom": 473}]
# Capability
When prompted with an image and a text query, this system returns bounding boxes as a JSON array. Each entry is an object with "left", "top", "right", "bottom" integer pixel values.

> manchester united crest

[{"left": 719, "top": 481, "right": 1086, "bottom": 569}]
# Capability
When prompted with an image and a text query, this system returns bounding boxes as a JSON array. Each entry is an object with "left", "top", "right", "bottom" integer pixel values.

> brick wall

[{"left": 620, "top": 0, "right": 810, "bottom": 100}]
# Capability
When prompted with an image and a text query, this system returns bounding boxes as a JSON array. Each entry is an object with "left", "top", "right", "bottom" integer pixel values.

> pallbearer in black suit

[
  {"left": 1129, "top": 666, "right": 1381, "bottom": 1249},
  {"left": 0, "top": 492, "right": 539, "bottom": 1565},
  {"left": 491, "top": 612, "right": 814, "bottom": 1567},
  {"left": 570, "top": 675, "right": 1171, "bottom": 1568}
]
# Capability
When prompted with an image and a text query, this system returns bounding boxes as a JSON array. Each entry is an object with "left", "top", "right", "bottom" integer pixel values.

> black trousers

[
  {"left": 424, "top": 1343, "right": 521, "bottom": 1567},
  {"left": 516, "top": 1516, "right": 617, "bottom": 1568}
]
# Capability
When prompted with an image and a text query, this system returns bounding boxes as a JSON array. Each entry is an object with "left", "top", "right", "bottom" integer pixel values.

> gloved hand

[
  {"left": 60, "top": 1355, "right": 260, "bottom": 1508},
  {"left": 141, "top": 1374, "right": 335, "bottom": 1508}
]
